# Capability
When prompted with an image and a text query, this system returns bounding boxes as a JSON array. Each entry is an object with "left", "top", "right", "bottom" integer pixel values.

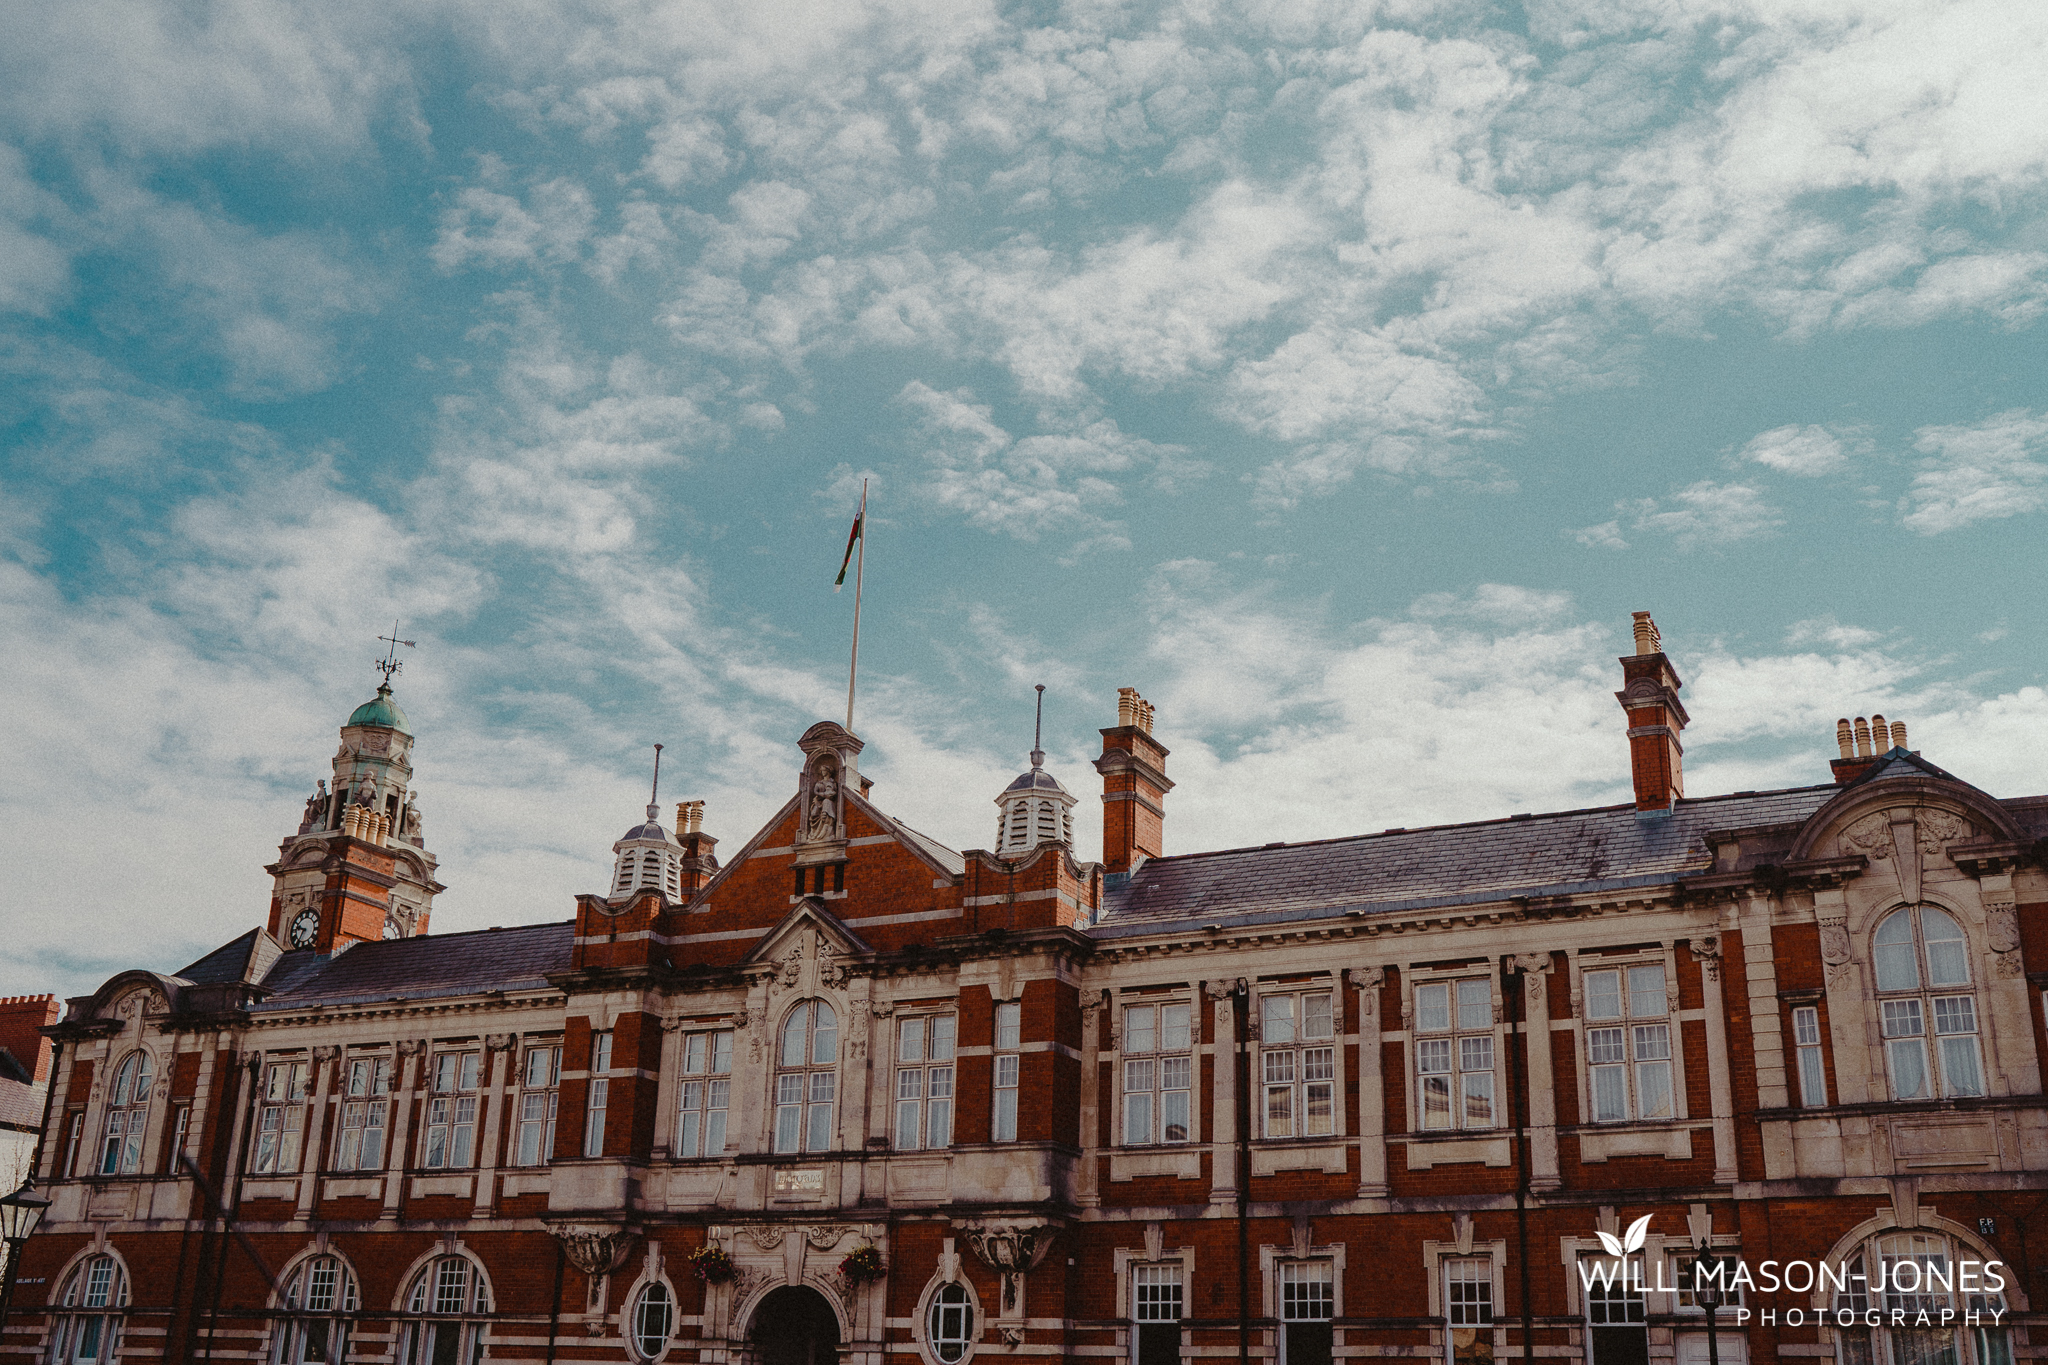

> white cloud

[
  {"left": 1900, "top": 408, "right": 2048, "bottom": 534},
  {"left": 1570, "top": 519, "right": 1629, "bottom": 550},
  {"left": 1741, "top": 424, "right": 1848, "bottom": 476},
  {"left": 1622, "top": 481, "right": 1783, "bottom": 550},
  {"left": 433, "top": 180, "right": 598, "bottom": 272}
]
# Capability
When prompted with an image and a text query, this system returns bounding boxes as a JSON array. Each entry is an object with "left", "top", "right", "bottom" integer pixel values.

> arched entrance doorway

[{"left": 749, "top": 1284, "right": 841, "bottom": 1365}]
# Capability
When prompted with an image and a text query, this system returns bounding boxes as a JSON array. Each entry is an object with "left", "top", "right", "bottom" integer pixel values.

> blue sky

[{"left": 5, "top": 0, "right": 2048, "bottom": 999}]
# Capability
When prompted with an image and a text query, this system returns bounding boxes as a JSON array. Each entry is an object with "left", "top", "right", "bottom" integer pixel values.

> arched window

[
  {"left": 49, "top": 1255, "right": 128, "bottom": 1365},
  {"left": 274, "top": 1255, "right": 359, "bottom": 1365},
  {"left": 631, "top": 1281, "right": 675, "bottom": 1361},
  {"left": 774, "top": 1001, "right": 838, "bottom": 1153},
  {"left": 398, "top": 1255, "right": 490, "bottom": 1365},
  {"left": 99, "top": 1052, "right": 153, "bottom": 1175},
  {"left": 927, "top": 1282, "right": 974, "bottom": 1364},
  {"left": 1834, "top": 1232, "right": 2008, "bottom": 1365},
  {"left": 1872, "top": 907, "right": 1983, "bottom": 1100}
]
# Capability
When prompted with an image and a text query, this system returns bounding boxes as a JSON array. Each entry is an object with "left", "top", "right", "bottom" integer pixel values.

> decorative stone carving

[
  {"left": 805, "top": 765, "right": 842, "bottom": 843},
  {"left": 1988, "top": 899, "right": 2022, "bottom": 975},
  {"left": 548, "top": 1223, "right": 639, "bottom": 1277},
  {"left": 1202, "top": 979, "right": 1236, "bottom": 1000},
  {"left": 806, "top": 1225, "right": 851, "bottom": 1249},
  {"left": 1842, "top": 813, "right": 1895, "bottom": 862},
  {"left": 485, "top": 1033, "right": 517, "bottom": 1052},
  {"left": 1917, "top": 810, "right": 1968, "bottom": 854},
  {"left": 779, "top": 944, "right": 804, "bottom": 988},
  {"left": 1817, "top": 913, "right": 1855, "bottom": 985},
  {"left": 312, "top": 1045, "right": 340, "bottom": 1063},
  {"left": 818, "top": 942, "right": 847, "bottom": 989},
  {"left": 1691, "top": 936, "right": 1723, "bottom": 982},
  {"left": 744, "top": 1226, "right": 787, "bottom": 1250},
  {"left": 396, "top": 1038, "right": 427, "bottom": 1056},
  {"left": 1350, "top": 966, "right": 1383, "bottom": 1020}
]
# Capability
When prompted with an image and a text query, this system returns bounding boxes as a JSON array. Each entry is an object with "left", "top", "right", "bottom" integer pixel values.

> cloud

[
  {"left": 1900, "top": 408, "right": 2048, "bottom": 534},
  {"left": 1741, "top": 424, "right": 1849, "bottom": 476},
  {"left": 433, "top": 180, "right": 598, "bottom": 272},
  {"left": 895, "top": 380, "right": 1189, "bottom": 549},
  {"left": 1570, "top": 520, "right": 1629, "bottom": 550},
  {"left": 1622, "top": 481, "right": 1784, "bottom": 550}
]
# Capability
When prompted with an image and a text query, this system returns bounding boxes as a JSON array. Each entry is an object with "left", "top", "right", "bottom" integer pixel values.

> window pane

[
  {"left": 1932, "top": 996, "right": 1976, "bottom": 1035},
  {"left": 930, "top": 1016, "right": 956, "bottom": 1061},
  {"left": 1416, "top": 984, "right": 1450, "bottom": 1033},
  {"left": 1939, "top": 1037, "right": 1984, "bottom": 1097},
  {"left": 1627, "top": 965, "right": 1666, "bottom": 1019},
  {"left": 1456, "top": 980, "right": 1491, "bottom": 1032},
  {"left": 899, "top": 1018, "right": 926, "bottom": 1064},
  {"left": 1417, "top": 1039, "right": 1452, "bottom": 1074},
  {"left": 1263, "top": 1051, "right": 1295, "bottom": 1085},
  {"left": 1874, "top": 913, "right": 1920, "bottom": 991},
  {"left": 1883, "top": 999, "right": 1925, "bottom": 1038},
  {"left": 811, "top": 1002, "right": 838, "bottom": 1064},
  {"left": 1262, "top": 997, "right": 1296, "bottom": 1044},
  {"left": 781, "top": 1011, "right": 808, "bottom": 1067},
  {"left": 1304, "top": 1082, "right": 1334, "bottom": 1136},
  {"left": 1161, "top": 1004, "right": 1191, "bottom": 1051},
  {"left": 1587, "top": 1027, "right": 1625, "bottom": 1065},
  {"left": 1302, "top": 995, "right": 1334, "bottom": 1040},
  {"left": 1633, "top": 1023, "right": 1670, "bottom": 1061},
  {"left": 1889, "top": 1038, "right": 1930, "bottom": 1099},
  {"left": 1793, "top": 1006, "right": 1821, "bottom": 1047},
  {"left": 1462, "top": 1072, "right": 1495, "bottom": 1128},
  {"left": 1158, "top": 1086, "right": 1190, "bottom": 1143},
  {"left": 1460, "top": 1036, "right": 1494, "bottom": 1072},
  {"left": 1921, "top": 909, "right": 1970, "bottom": 987},
  {"left": 1126, "top": 1091, "right": 1153, "bottom": 1145},
  {"left": 1798, "top": 1045, "right": 1827, "bottom": 1107},
  {"left": 682, "top": 1035, "right": 705, "bottom": 1075},
  {"left": 1266, "top": 1085, "right": 1294, "bottom": 1137},
  {"left": 1585, "top": 971, "right": 1622, "bottom": 1021},
  {"left": 1592, "top": 1065, "right": 1628, "bottom": 1122},
  {"left": 1125, "top": 1006, "right": 1156, "bottom": 1054},
  {"left": 1422, "top": 1075, "right": 1453, "bottom": 1129},
  {"left": 995, "top": 1002, "right": 1021, "bottom": 1051},
  {"left": 1636, "top": 1060, "right": 1673, "bottom": 1119}
]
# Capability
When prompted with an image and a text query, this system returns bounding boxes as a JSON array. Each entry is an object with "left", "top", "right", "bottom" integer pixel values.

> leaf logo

[{"left": 1595, "top": 1216, "right": 1653, "bottom": 1258}]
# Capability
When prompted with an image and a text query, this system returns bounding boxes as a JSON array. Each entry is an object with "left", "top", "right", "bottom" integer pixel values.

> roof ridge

[{"left": 1127, "top": 783, "right": 1839, "bottom": 870}]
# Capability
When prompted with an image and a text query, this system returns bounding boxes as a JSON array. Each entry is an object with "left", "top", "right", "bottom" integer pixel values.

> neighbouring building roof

[
  {"left": 0, "top": 1076, "right": 44, "bottom": 1132},
  {"left": 1096, "top": 784, "right": 1843, "bottom": 937},
  {"left": 248, "top": 923, "right": 574, "bottom": 1011}
]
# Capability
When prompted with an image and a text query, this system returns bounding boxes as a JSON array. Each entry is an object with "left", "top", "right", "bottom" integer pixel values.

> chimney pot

[
  {"left": 1853, "top": 717, "right": 1872, "bottom": 758},
  {"left": 1870, "top": 714, "right": 1888, "bottom": 753},
  {"left": 1891, "top": 719, "right": 1908, "bottom": 750},
  {"left": 1631, "top": 611, "right": 1660, "bottom": 656},
  {"left": 1836, "top": 718, "right": 1854, "bottom": 759}
]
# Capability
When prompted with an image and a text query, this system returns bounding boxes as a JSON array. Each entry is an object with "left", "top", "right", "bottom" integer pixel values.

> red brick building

[{"left": 10, "top": 613, "right": 2047, "bottom": 1365}]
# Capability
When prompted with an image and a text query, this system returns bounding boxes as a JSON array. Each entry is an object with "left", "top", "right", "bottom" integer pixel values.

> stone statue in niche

[
  {"left": 399, "top": 794, "right": 423, "bottom": 841},
  {"left": 300, "top": 781, "right": 328, "bottom": 833},
  {"left": 806, "top": 764, "right": 840, "bottom": 842}
]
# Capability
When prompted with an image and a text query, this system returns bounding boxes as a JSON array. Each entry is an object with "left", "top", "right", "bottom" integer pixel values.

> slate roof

[
  {"left": 247, "top": 923, "right": 574, "bottom": 1011},
  {"left": 0, "top": 1077, "right": 45, "bottom": 1131},
  {"left": 1096, "top": 785, "right": 1840, "bottom": 937},
  {"left": 886, "top": 819, "right": 967, "bottom": 876},
  {"left": 176, "top": 928, "right": 281, "bottom": 985}
]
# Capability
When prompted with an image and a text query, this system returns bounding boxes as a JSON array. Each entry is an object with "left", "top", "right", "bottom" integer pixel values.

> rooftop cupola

[
  {"left": 995, "top": 685, "right": 1077, "bottom": 854},
  {"left": 612, "top": 745, "right": 684, "bottom": 900}
]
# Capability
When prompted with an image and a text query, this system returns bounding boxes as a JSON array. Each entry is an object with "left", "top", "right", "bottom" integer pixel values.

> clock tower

[{"left": 265, "top": 679, "right": 445, "bottom": 953}]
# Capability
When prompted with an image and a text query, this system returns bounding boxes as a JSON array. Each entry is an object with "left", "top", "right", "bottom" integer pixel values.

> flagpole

[{"left": 845, "top": 479, "right": 867, "bottom": 733}]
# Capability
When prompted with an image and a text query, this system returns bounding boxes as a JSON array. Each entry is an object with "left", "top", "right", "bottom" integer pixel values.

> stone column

[
  {"left": 1740, "top": 893, "right": 1788, "bottom": 1109},
  {"left": 382, "top": 1039, "right": 425, "bottom": 1219},
  {"left": 1205, "top": 980, "right": 1239, "bottom": 1201},
  {"left": 1078, "top": 988, "right": 1108, "bottom": 1209},
  {"left": 1694, "top": 931, "right": 1737, "bottom": 1184},
  {"left": 1814, "top": 886, "right": 1874, "bottom": 1104},
  {"left": 1351, "top": 968, "right": 1387, "bottom": 1198},
  {"left": 652, "top": 1016, "right": 685, "bottom": 1158},
  {"left": 1516, "top": 954, "right": 1560, "bottom": 1192},
  {"left": 472, "top": 1033, "right": 517, "bottom": 1217},
  {"left": 296, "top": 1046, "right": 339, "bottom": 1218}
]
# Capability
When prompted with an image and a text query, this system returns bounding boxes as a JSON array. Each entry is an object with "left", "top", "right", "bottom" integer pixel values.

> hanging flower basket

[
  {"left": 689, "top": 1246, "right": 737, "bottom": 1284},
  {"left": 839, "top": 1245, "right": 886, "bottom": 1283}
]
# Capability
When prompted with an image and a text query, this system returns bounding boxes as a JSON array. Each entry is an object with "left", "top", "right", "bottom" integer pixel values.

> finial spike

[
  {"left": 650, "top": 744, "right": 664, "bottom": 807},
  {"left": 1030, "top": 684, "right": 1046, "bottom": 769}
]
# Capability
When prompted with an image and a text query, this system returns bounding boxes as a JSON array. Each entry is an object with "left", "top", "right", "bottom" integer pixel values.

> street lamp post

[
  {"left": 0, "top": 1177, "right": 53, "bottom": 1335},
  {"left": 1691, "top": 1242, "right": 1727, "bottom": 1365}
]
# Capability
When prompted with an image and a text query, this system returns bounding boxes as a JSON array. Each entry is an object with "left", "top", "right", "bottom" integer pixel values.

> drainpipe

[
  {"left": 1503, "top": 957, "right": 1534, "bottom": 1365},
  {"left": 1236, "top": 979, "right": 1251, "bottom": 1365}
]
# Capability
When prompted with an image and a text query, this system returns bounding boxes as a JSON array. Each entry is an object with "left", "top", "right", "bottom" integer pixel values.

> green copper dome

[{"left": 346, "top": 684, "right": 412, "bottom": 735}]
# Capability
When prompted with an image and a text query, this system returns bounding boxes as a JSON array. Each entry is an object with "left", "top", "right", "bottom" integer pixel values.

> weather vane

[{"left": 375, "top": 621, "right": 416, "bottom": 684}]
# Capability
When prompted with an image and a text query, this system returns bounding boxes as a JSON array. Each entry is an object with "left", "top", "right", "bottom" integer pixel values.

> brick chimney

[
  {"left": 1830, "top": 714, "right": 1907, "bottom": 784},
  {"left": 673, "top": 800, "right": 720, "bottom": 894},
  {"left": 1615, "top": 612, "right": 1688, "bottom": 814},
  {"left": 1095, "top": 687, "right": 1173, "bottom": 874},
  {"left": 0, "top": 994, "right": 59, "bottom": 1084}
]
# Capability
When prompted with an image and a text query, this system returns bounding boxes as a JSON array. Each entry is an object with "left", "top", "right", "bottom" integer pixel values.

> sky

[{"left": 4, "top": 0, "right": 2047, "bottom": 1001}]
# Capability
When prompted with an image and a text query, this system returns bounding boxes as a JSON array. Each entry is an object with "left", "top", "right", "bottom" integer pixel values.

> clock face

[
  {"left": 383, "top": 917, "right": 402, "bottom": 941},
  {"left": 290, "top": 908, "right": 320, "bottom": 948}
]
